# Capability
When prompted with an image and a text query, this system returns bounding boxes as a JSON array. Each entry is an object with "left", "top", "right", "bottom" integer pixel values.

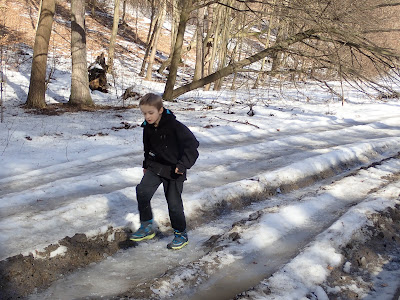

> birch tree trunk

[
  {"left": 26, "top": 0, "right": 55, "bottom": 109},
  {"left": 69, "top": 0, "right": 94, "bottom": 107}
]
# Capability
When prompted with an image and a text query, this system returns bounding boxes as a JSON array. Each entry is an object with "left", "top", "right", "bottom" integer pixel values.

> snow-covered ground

[{"left": 1, "top": 48, "right": 400, "bottom": 299}]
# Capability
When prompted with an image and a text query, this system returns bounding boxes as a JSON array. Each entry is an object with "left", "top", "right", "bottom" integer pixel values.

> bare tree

[
  {"left": 108, "top": 0, "right": 121, "bottom": 73},
  {"left": 193, "top": 6, "right": 205, "bottom": 81},
  {"left": 163, "top": 0, "right": 194, "bottom": 100},
  {"left": 121, "top": 0, "right": 127, "bottom": 24},
  {"left": 171, "top": 29, "right": 319, "bottom": 99},
  {"left": 213, "top": 0, "right": 233, "bottom": 91},
  {"left": 145, "top": 0, "right": 166, "bottom": 80},
  {"left": 158, "top": 0, "right": 180, "bottom": 74},
  {"left": 90, "top": 0, "right": 96, "bottom": 17},
  {"left": 139, "top": 1, "right": 162, "bottom": 77},
  {"left": 69, "top": 0, "right": 94, "bottom": 107},
  {"left": 162, "top": 0, "right": 400, "bottom": 101},
  {"left": 26, "top": 0, "right": 55, "bottom": 109}
]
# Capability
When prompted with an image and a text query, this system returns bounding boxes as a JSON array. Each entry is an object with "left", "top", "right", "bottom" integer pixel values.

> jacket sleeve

[
  {"left": 175, "top": 121, "right": 199, "bottom": 173},
  {"left": 142, "top": 127, "right": 150, "bottom": 169}
]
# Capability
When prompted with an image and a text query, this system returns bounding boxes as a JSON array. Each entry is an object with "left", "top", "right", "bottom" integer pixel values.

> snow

[
  {"left": 49, "top": 245, "right": 68, "bottom": 258},
  {"left": 250, "top": 197, "right": 398, "bottom": 299},
  {"left": 343, "top": 261, "right": 352, "bottom": 273},
  {"left": 1, "top": 48, "right": 400, "bottom": 299}
]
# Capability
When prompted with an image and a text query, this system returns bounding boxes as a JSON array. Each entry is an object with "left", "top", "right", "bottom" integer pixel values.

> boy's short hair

[{"left": 139, "top": 93, "right": 163, "bottom": 110}]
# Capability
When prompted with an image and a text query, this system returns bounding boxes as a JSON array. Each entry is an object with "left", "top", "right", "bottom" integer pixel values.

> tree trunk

[
  {"left": 163, "top": 0, "right": 192, "bottom": 101},
  {"left": 202, "top": 5, "right": 213, "bottom": 83},
  {"left": 91, "top": 0, "right": 96, "bottom": 17},
  {"left": 121, "top": 0, "right": 127, "bottom": 24},
  {"left": 145, "top": 0, "right": 166, "bottom": 80},
  {"left": 193, "top": 7, "right": 204, "bottom": 81},
  {"left": 231, "top": 34, "right": 243, "bottom": 90},
  {"left": 69, "top": 0, "right": 94, "bottom": 107},
  {"left": 26, "top": 0, "right": 55, "bottom": 109},
  {"left": 253, "top": 1, "right": 275, "bottom": 89},
  {"left": 270, "top": 2, "right": 290, "bottom": 76},
  {"left": 35, "top": 0, "right": 43, "bottom": 31},
  {"left": 146, "top": 0, "right": 157, "bottom": 44},
  {"left": 139, "top": 17, "right": 159, "bottom": 77},
  {"left": 214, "top": 3, "right": 231, "bottom": 91},
  {"left": 107, "top": 0, "right": 121, "bottom": 73},
  {"left": 158, "top": 0, "right": 179, "bottom": 74},
  {"left": 270, "top": 26, "right": 285, "bottom": 74},
  {"left": 204, "top": 4, "right": 222, "bottom": 91}
]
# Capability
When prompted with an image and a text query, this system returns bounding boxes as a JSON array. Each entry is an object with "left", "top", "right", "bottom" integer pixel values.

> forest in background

[{"left": 1, "top": 0, "right": 400, "bottom": 110}]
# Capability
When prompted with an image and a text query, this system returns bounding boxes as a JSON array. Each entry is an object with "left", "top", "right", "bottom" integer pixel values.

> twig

[{"left": 215, "top": 116, "right": 260, "bottom": 128}]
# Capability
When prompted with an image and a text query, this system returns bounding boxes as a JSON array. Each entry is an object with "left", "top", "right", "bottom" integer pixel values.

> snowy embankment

[{"left": 1, "top": 125, "right": 399, "bottom": 262}]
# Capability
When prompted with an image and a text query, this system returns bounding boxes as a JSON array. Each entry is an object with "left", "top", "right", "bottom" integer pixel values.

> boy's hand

[
  {"left": 175, "top": 167, "right": 183, "bottom": 175},
  {"left": 143, "top": 169, "right": 147, "bottom": 174}
]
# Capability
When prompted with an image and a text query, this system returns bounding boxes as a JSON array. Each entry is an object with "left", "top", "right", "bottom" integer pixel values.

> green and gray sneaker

[
  {"left": 167, "top": 229, "right": 188, "bottom": 250},
  {"left": 130, "top": 220, "right": 155, "bottom": 242}
]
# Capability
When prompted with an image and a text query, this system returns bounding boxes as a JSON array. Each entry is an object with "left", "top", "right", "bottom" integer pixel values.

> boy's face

[{"left": 140, "top": 105, "right": 163, "bottom": 126}]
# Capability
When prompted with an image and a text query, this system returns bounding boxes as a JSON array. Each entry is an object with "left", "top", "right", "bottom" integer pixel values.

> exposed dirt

[
  {"left": 1, "top": 201, "right": 399, "bottom": 299},
  {"left": 0, "top": 227, "right": 137, "bottom": 299},
  {"left": 324, "top": 204, "right": 400, "bottom": 300}
]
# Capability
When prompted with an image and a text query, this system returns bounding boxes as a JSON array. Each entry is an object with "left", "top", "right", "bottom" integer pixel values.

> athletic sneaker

[
  {"left": 130, "top": 220, "right": 155, "bottom": 241},
  {"left": 167, "top": 229, "right": 188, "bottom": 250}
]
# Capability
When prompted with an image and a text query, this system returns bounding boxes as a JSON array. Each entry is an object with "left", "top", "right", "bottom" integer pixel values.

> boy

[{"left": 130, "top": 93, "right": 199, "bottom": 250}]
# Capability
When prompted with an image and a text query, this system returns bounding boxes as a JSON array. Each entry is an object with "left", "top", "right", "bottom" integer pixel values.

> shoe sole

[
  {"left": 130, "top": 232, "right": 156, "bottom": 242},
  {"left": 167, "top": 241, "right": 188, "bottom": 250}
]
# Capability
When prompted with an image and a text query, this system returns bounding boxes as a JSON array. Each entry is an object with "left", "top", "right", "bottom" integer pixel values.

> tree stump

[{"left": 88, "top": 53, "right": 108, "bottom": 93}]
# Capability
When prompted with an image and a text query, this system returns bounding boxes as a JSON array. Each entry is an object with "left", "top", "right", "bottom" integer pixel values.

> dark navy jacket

[{"left": 142, "top": 109, "right": 199, "bottom": 181}]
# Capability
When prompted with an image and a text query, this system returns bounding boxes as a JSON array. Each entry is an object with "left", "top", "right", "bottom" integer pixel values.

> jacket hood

[{"left": 141, "top": 108, "right": 175, "bottom": 127}]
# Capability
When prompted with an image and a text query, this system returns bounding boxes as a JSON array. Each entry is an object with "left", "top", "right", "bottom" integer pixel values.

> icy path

[
  {"left": 28, "top": 155, "right": 400, "bottom": 300},
  {"left": 1, "top": 114, "right": 400, "bottom": 261}
]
